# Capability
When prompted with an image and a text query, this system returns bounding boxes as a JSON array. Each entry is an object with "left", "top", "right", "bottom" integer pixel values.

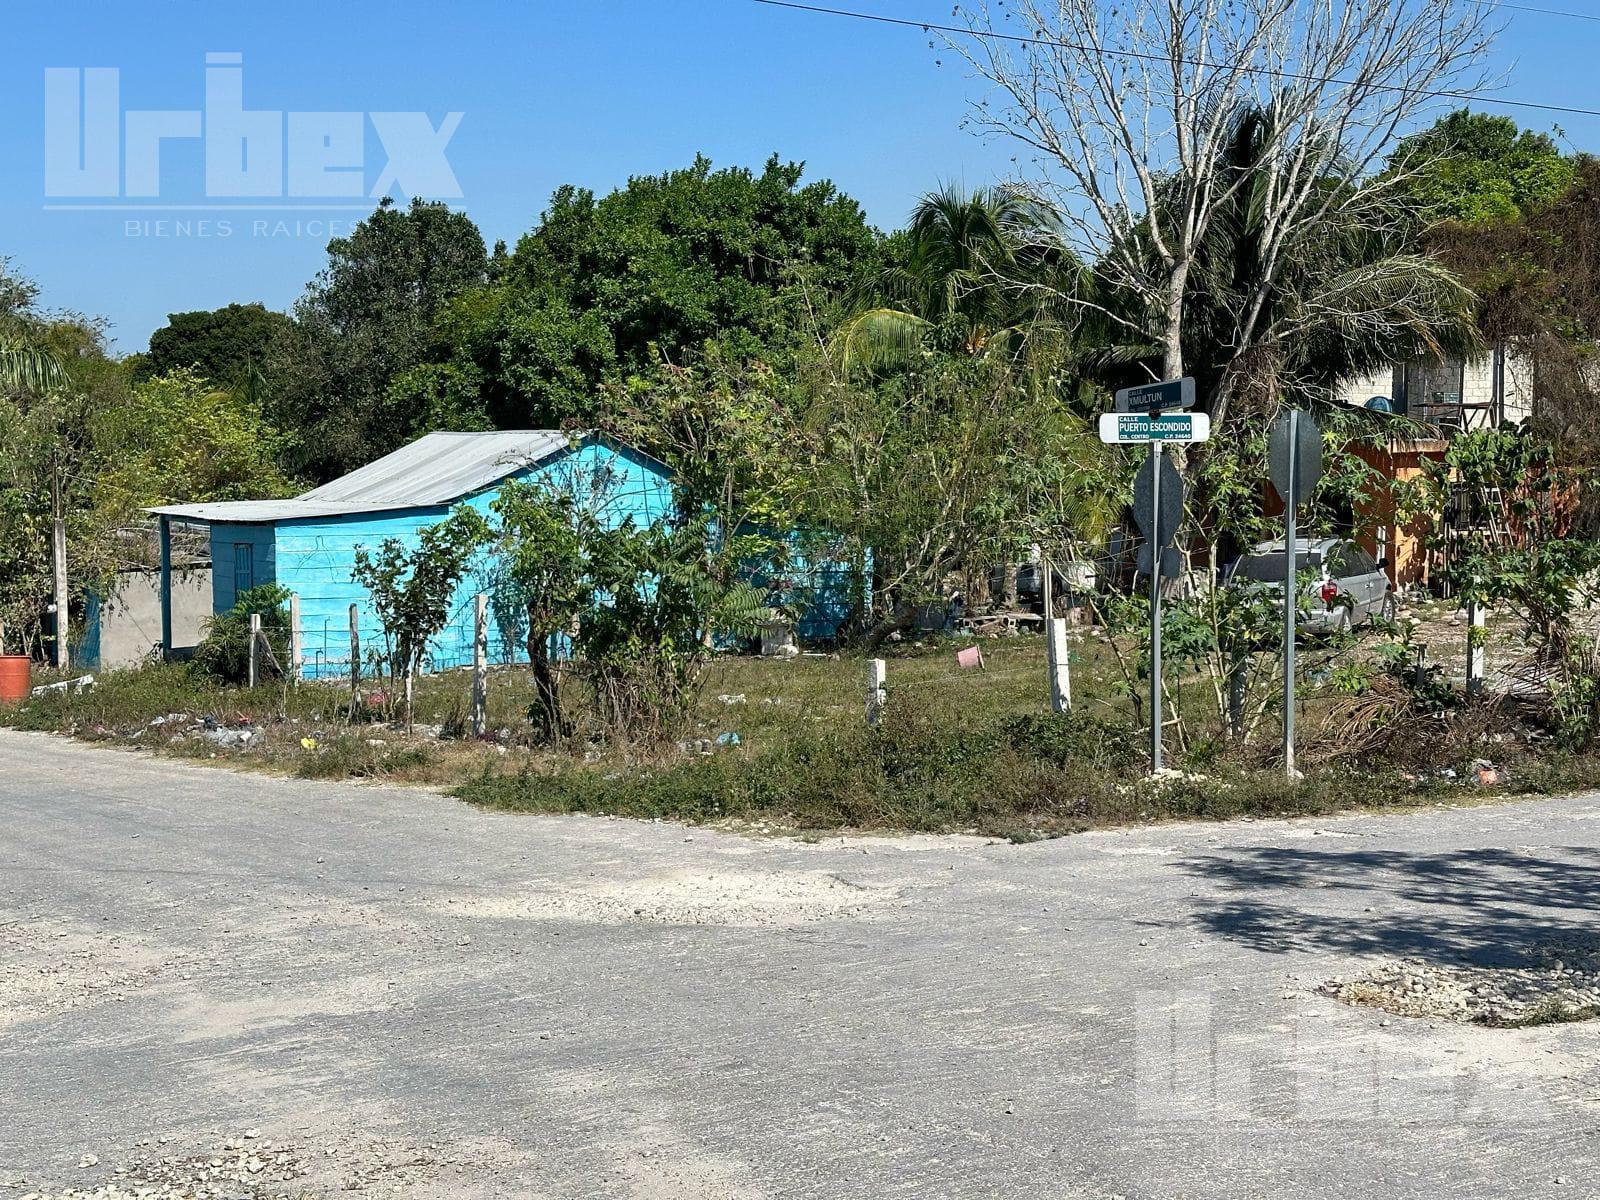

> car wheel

[{"left": 1379, "top": 592, "right": 1398, "bottom": 622}]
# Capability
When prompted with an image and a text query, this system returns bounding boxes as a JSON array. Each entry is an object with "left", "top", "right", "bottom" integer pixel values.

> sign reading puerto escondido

[{"left": 1097, "top": 412, "right": 1211, "bottom": 444}]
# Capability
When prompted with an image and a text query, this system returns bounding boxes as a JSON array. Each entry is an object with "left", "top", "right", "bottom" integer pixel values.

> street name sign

[
  {"left": 1114, "top": 376, "right": 1196, "bottom": 413},
  {"left": 1098, "top": 411, "right": 1211, "bottom": 444}
]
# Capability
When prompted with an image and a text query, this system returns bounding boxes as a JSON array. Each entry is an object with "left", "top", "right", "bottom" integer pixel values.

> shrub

[{"left": 191, "top": 584, "right": 293, "bottom": 683}]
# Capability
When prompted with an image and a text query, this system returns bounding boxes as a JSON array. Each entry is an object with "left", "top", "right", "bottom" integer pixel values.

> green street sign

[
  {"left": 1098, "top": 412, "right": 1211, "bottom": 444},
  {"left": 1115, "top": 376, "right": 1196, "bottom": 413}
]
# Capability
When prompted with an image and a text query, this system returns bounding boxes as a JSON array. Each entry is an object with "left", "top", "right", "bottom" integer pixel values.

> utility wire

[
  {"left": 1495, "top": 2, "right": 1600, "bottom": 23},
  {"left": 747, "top": 0, "right": 1600, "bottom": 120}
]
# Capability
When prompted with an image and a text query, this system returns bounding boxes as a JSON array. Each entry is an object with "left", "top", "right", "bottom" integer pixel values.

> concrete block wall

[{"left": 1339, "top": 345, "right": 1534, "bottom": 428}]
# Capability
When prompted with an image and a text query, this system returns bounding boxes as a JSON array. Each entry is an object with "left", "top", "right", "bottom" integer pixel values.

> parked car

[
  {"left": 987, "top": 561, "right": 1099, "bottom": 610},
  {"left": 1225, "top": 537, "right": 1393, "bottom": 630}
]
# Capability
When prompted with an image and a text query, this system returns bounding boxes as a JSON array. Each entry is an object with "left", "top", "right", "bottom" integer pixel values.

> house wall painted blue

[
  {"left": 154, "top": 432, "right": 859, "bottom": 680},
  {"left": 210, "top": 522, "right": 277, "bottom": 613},
  {"left": 272, "top": 440, "right": 676, "bottom": 680}
]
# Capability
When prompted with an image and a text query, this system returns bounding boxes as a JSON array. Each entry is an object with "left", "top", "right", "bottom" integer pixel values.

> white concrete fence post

[
  {"left": 248, "top": 613, "right": 261, "bottom": 688},
  {"left": 866, "top": 658, "right": 887, "bottom": 728},
  {"left": 471, "top": 593, "right": 488, "bottom": 737},
  {"left": 288, "top": 593, "right": 302, "bottom": 683},
  {"left": 1467, "top": 599, "right": 1487, "bottom": 696},
  {"left": 1047, "top": 617, "right": 1072, "bottom": 713}
]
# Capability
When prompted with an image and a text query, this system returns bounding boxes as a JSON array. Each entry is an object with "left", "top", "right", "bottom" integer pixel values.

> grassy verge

[
  {"left": 454, "top": 701, "right": 1600, "bottom": 840},
  {"left": 7, "top": 633, "right": 1599, "bottom": 838}
]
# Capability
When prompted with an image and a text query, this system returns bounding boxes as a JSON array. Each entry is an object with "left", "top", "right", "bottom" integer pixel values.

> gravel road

[{"left": 3, "top": 729, "right": 1599, "bottom": 1198}]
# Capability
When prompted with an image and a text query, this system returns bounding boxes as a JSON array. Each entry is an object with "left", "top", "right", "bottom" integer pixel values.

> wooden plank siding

[
  {"left": 198, "top": 436, "right": 858, "bottom": 679},
  {"left": 274, "top": 440, "right": 676, "bottom": 680}
]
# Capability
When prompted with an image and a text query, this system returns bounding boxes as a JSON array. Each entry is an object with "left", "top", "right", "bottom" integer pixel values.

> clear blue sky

[{"left": 2, "top": 0, "right": 1595, "bottom": 353}]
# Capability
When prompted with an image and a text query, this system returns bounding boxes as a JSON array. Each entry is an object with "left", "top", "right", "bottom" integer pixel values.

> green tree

[
  {"left": 606, "top": 354, "right": 809, "bottom": 589},
  {"left": 92, "top": 368, "right": 300, "bottom": 529},
  {"left": 1390, "top": 110, "right": 1575, "bottom": 227},
  {"left": 350, "top": 506, "right": 490, "bottom": 726},
  {"left": 270, "top": 197, "right": 489, "bottom": 480},
  {"left": 137, "top": 302, "right": 294, "bottom": 391},
  {"left": 832, "top": 184, "right": 1046, "bottom": 372},
  {"left": 0, "top": 258, "right": 64, "bottom": 395},
  {"left": 396, "top": 155, "right": 884, "bottom": 430},
  {"left": 489, "top": 482, "right": 589, "bottom": 742},
  {"left": 1422, "top": 158, "right": 1600, "bottom": 447},
  {"left": 798, "top": 352, "right": 1115, "bottom": 644},
  {"left": 575, "top": 515, "right": 772, "bottom": 742},
  {"left": 0, "top": 262, "right": 129, "bottom": 655}
]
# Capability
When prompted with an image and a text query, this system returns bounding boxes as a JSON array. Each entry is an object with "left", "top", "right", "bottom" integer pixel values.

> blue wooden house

[{"left": 149, "top": 430, "right": 855, "bottom": 679}]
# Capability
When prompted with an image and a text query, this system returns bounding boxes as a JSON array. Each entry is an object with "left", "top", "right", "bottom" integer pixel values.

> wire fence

[{"left": 246, "top": 591, "right": 1090, "bottom": 732}]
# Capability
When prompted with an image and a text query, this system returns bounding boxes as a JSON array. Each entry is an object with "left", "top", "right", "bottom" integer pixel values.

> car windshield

[{"left": 1234, "top": 552, "right": 1311, "bottom": 583}]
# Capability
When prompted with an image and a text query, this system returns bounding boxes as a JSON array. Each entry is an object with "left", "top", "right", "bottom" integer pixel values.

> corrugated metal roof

[
  {"left": 301, "top": 430, "right": 572, "bottom": 504},
  {"left": 147, "top": 500, "right": 402, "bottom": 524},
  {"left": 147, "top": 430, "right": 578, "bottom": 524}
]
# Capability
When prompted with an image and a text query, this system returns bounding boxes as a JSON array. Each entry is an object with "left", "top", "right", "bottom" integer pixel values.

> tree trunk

[
  {"left": 1163, "top": 263, "right": 1190, "bottom": 476},
  {"left": 966, "top": 564, "right": 990, "bottom": 612},
  {"left": 1161, "top": 263, "right": 1187, "bottom": 381},
  {"left": 526, "top": 618, "right": 568, "bottom": 743},
  {"left": 999, "top": 562, "right": 1019, "bottom": 610},
  {"left": 863, "top": 601, "right": 917, "bottom": 651}
]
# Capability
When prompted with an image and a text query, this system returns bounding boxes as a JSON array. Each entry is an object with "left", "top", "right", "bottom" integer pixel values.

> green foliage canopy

[
  {"left": 1390, "top": 110, "right": 1575, "bottom": 227},
  {"left": 395, "top": 155, "right": 885, "bottom": 431},
  {"left": 269, "top": 197, "right": 489, "bottom": 480},
  {"left": 136, "top": 302, "right": 294, "bottom": 391}
]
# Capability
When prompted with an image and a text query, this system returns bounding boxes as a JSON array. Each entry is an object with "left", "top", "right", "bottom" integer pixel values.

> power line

[
  {"left": 1495, "top": 2, "right": 1600, "bottom": 23},
  {"left": 748, "top": 0, "right": 1600, "bottom": 120}
]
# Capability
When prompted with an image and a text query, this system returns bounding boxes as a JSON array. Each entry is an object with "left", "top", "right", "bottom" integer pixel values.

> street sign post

[
  {"left": 1129, "top": 442, "right": 1186, "bottom": 774},
  {"left": 1267, "top": 409, "right": 1323, "bottom": 779},
  {"left": 1097, "top": 411, "right": 1212, "bottom": 445},
  {"left": 1115, "top": 377, "right": 1196, "bottom": 414},
  {"left": 1103, "top": 378, "right": 1210, "bottom": 776}
]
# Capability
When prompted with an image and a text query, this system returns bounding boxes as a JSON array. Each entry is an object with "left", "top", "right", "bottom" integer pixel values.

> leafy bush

[
  {"left": 575, "top": 515, "right": 773, "bottom": 742},
  {"left": 192, "top": 584, "right": 292, "bottom": 683},
  {"left": 351, "top": 505, "right": 490, "bottom": 725},
  {"left": 1001, "top": 711, "right": 1139, "bottom": 770}
]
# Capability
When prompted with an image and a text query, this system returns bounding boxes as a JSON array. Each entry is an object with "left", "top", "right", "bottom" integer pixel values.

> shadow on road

[{"left": 1179, "top": 845, "right": 1600, "bottom": 967}]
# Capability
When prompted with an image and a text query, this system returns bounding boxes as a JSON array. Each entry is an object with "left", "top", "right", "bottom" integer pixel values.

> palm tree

[
  {"left": 1077, "top": 105, "right": 1481, "bottom": 424},
  {"left": 0, "top": 343, "right": 65, "bottom": 395},
  {"left": 832, "top": 184, "right": 1049, "bottom": 373}
]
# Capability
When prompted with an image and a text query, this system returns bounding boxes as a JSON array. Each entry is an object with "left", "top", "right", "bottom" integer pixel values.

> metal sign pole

[
  {"left": 1283, "top": 410, "right": 1297, "bottom": 779},
  {"left": 1150, "top": 442, "right": 1164, "bottom": 775}
]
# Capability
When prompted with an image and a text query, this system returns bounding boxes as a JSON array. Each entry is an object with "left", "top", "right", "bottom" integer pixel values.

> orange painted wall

[{"left": 1349, "top": 439, "right": 1448, "bottom": 589}]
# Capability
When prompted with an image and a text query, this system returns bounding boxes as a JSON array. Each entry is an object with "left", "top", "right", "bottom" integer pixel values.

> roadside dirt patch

[
  {"left": 440, "top": 869, "right": 894, "bottom": 927},
  {"left": 10, "top": 1130, "right": 531, "bottom": 1200},
  {"left": 0, "top": 919, "right": 171, "bottom": 1030},
  {"left": 1321, "top": 939, "right": 1600, "bottom": 1027}
]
